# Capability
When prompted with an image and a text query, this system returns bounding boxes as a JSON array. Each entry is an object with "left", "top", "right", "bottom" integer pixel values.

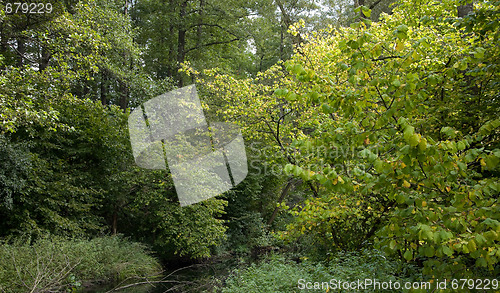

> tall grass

[
  {"left": 217, "top": 249, "right": 421, "bottom": 293},
  {"left": 0, "top": 235, "right": 162, "bottom": 293}
]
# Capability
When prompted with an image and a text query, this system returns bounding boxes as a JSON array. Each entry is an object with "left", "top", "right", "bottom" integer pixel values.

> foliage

[
  {"left": 0, "top": 235, "right": 162, "bottom": 293},
  {"left": 0, "top": 0, "right": 228, "bottom": 259},
  {"left": 1, "top": 70, "right": 227, "bottom": 261},
  {"left": 1, "top": 92, "right": 228, "bottom": 259},
  {"left": 1, "top": 0, "right": 498, "bottom": 288},
  {"left": 194, "top": 0, "right": 500, "bottom": 279},
  {"left": 218, "top": 249, "right": 420, "bottom": 293},
  {"left": 0, "top": 97, "right": 124, "bottom": 237},
  {"left": 0, "top": 136, "right": 30, "bottom": 217},
  {"left": 126, "top": 175, "right": 228, "bottom": 259},
  {"left": 221, "top": 174, "right": 283, "bottom": 255}
]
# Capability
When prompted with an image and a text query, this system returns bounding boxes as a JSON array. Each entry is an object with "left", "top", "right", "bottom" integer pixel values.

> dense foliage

[
  {"left": 219, "top": 250, "right": 420, "bottom": 293},
  {"left": 193, "top": 0, "right": 500, "bottom": 281},
  {"left": 0, "top": 0, "right": 498, "bottom": 291},
  {"left": 0, "top": 236, "right": 161, "bottom": 292}
]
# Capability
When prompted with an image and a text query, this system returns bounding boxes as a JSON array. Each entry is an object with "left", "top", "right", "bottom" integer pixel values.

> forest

[{"left": 0, "top": 0, "right": 498, "bottom": 291}]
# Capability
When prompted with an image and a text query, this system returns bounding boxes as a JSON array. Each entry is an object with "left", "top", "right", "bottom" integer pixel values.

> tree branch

[{"left": 185, "top": 38, "right": 240, "bottom": 55}]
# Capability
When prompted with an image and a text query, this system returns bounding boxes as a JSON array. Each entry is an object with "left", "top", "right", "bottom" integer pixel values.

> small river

[{"left": 80, "top": 255, "right": 240, "bottom": 293}]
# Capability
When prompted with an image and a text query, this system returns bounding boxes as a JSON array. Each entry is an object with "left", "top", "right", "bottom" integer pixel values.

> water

[{"left": 79, "top": 260, "right": 235, "bottom": 293}]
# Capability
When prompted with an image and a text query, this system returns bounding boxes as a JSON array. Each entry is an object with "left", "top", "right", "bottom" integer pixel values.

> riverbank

[{"left": 0, "top": 235, "right": 162, "bottom": 293}]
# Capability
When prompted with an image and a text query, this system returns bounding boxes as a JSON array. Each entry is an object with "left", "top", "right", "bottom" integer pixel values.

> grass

[
  {"left": 216, "top": 249, "right": 421, "bottom": 293},
  {"left": 0, "top": 235, "right": 162, "bottom": 293}
]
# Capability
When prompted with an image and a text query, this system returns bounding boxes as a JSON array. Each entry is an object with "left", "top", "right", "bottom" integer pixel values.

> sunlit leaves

[{"left": 196, "top": 0, "right": 500, "bottom": 278}]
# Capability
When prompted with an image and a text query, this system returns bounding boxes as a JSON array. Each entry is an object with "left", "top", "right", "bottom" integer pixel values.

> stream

[{"left": 79, "top": 254, "right": 240, "bottom": 293}]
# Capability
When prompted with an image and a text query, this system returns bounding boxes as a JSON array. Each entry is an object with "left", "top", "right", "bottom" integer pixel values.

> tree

[
  {"left": 131, "top": 0, "right": 253, "bottom": 83},
  {"left": 0, "top": 0, "right": 228, "bottom": 260},
  {"left": 192, "top": 0, "right": 500, "bottom": 278}
]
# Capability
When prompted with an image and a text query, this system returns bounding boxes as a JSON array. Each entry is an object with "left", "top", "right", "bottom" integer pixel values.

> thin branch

[
  {"left": 369, "top": 0, "right": 383, "bottom": 9},
  {"left": 186, "top": 23, "right": 241, "bottom": 39},
  {"left": 371, "top": 55, "right": 402, "bottom": 61},
  {"left": 8, "top": 43, "right": 37, "bottom": 65},
  {"left": 185, "top": 38, "right": 240, "bottom": 54}
]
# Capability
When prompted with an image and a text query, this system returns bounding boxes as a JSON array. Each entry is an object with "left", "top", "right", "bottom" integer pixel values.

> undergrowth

[{"left": 0, "top": 235, "right": 162, "bottom": 293}]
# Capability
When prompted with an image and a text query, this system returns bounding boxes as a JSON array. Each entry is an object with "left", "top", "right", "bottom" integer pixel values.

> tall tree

[{"left": 193, "top": 0, "right": 500, "bottom": 277}]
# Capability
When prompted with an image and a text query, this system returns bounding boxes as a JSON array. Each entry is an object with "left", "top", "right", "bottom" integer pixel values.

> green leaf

[
  {"left": 473, "top": 47, "right": 485, "bottom": 59},
  {"left": 442, "top": 245, "right": 453, "bottom": 256},
  {"left": 403, "top": 249, "right": 413, "bottom": 261},
  {"left": 286, "top": 92, "right": 298, "bottom": 101},
  {"left": 361, "top": 6, "right": 371, "bottom": 18},
  {"left": 374, "top": 159, "right": 384, "bottom": 173},
  {"left": 467, "top": 239, "right": 477, "bottom": 252},
  {"left": 322, "top": 104, "right": 334, "bottom": 114},
  {"left": 347, "top": 40, "right": 359, "bottom": 49},
  {"left": 440, "top": 126, "right": 457, "bottom": 138},
  {"left": 424, "top": 246, "right": 435, "bottom": 257},
  {"left": 476, "top": 257, "right": 488, "bottom": 267},
  {"left": 409, "top": 134, "right": 420, "bottom": 147},
  {"left": 418, "top": 138, "right": 427, "bottom": 151},
  {"left": 389, "top": 239, "right": 397, "bottom": 249},
  {"left": 284, "top": 164, "right": 294, "bottom": 174},
  {"left": 291, "top": 64, "right": 304, "bottom": 75},
  {"left": 403, "top": 125, "right": 414, "bottom": 140},
  {"left": 274, "top": 88, "right": 288, "bottom": 96},
  {"left": 293, "top": 166, "right": 303, "bottom": 177}
]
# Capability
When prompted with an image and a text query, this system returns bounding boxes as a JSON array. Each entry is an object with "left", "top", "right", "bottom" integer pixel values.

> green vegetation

[
  {"left": 220, "top": 250, "right": 420, "bottom": 293},
  {"left": 194, "top": 0, "right": 500, "bottom": 282},
  {"left": 0, "top": 236, "right": 161, "bottom": 292},
  {"left": 0, "top": 0, "right": 498, "bottom": 291}
]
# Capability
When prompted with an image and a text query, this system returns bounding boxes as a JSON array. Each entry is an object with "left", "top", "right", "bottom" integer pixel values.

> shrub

[
  {"left": 218, "top": 249, "right": 420, "bottom": 293},
  {"left": 0, "top": 235, "right": 161, "bottom": 292}
]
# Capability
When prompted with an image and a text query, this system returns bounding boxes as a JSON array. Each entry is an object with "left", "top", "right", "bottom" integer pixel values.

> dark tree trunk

[
  {"left": 267, "top": 179, "right": 299, "bottom": 226},
  {"left": 177, "top": 0, "right": 188, "bottom": 87},
  {"left": 458, "top": 2, "right": 473, "bottom": 17},
  {"left": 275, "top": 0, "right": 303, "bottom": 45},
  {"left": 0, "top": 27, "right": 9, "bottom": 69},
  {"left": 100, "top": 70, "right": 108, "bottom": 106},
  {"left": 119, "top": 80, "right": 128, "bottom": 110},
  {"left": 39, "top": 46, "right": 50, "bottom": 71},
  {"left": 17, "top": 38, "right": 25, "bottom": 67},
  {"left": 197, "top": 0, "right": 204, "bottom": 49}
]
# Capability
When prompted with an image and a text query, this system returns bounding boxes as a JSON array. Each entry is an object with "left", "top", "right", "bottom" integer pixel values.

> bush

[
  {"left": 0, "top": 235, "right": 162, "bottom": 292},
  {"left": 218, "top": 249, "right": 420, "bottom": 293}
]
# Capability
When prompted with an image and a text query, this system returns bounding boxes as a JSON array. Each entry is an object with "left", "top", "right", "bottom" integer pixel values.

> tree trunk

[
  {"left": 275, "top": 0, "right": 304, "bottom": 45},
  {"left": 17, "top": 38, "right": 25, "bottom": 67},
  {"left": 280, "top": 22, "right": 284, "bottom": 60},
  {"left": 457, "top": 2, "right": 473, "bottom": 18},
  {"left": 124, "top": 0, "right": 129, "bottom": 15},
  {"left": 112, "top": 210, "right": 118, "bottom": 235},
  {"left": 100, "top": 70, "right": 108, "bottom": 106},
  {"left": 119, "top": 80, "right": 128, "bottom": 110},
  {"left": 0, "top": 28, "right": 9, "bottom": 69},
  {"left": 197, "top": 0, "right": 204, "bottom": 49},
  {"left": 39, "top": 46, "right": 50, "bottom": 71},
  {"left": 267, "top": 178, "right": 299, "bottom": 226},
  {"left": 177, "top": 0, "right": 188, "bottom": 87}
]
